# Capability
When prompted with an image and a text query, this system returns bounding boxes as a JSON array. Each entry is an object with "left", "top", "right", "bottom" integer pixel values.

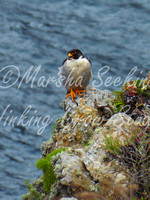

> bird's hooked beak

[{"left": 68, "top": 52, "right": 75, "bottom": 59}]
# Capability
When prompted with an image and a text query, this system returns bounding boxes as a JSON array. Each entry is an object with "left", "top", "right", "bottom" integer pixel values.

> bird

[{"left": 59, "top": 49, "right": 92, "bottom": 101}]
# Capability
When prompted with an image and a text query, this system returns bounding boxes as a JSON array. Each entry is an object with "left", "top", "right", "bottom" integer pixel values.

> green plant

[
  {"left": 36, "top": 148, "right": 66, "bottom": 194},
  {"left": 112, "top": 74, "right": 150, "bottom": 121},
  {"left": 113, "top": 89, "right": 126, "bottom": 113},
  {"left": 103, "top": 135, "right": 120, "bottom": 154},
  {"left": 22, "top": 179, "right": 44, "bottom": 200}
]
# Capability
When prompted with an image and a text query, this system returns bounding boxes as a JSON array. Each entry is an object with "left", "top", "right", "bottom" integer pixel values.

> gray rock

[
  {"left": 102, "top": 113, "right": 142, "bottom": 146},
  {"left": 83, "top": 138, "right": 107, "bottom": 181},
  {"left": 52, "top": 151, "right": 97, "bottom": 192},
  {"left": 61, "top": 86, "right": 113, "bottom": 111}
]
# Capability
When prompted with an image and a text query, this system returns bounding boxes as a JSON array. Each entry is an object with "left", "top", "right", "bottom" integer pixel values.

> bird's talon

[
  {"left": 66, "top": 89, "right": 77, "bottom": 101},
  {"left": 76, "top": 90, "right": 85, "bottom": 96}
]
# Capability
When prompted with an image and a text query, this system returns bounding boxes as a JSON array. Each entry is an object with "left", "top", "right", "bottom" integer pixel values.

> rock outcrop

[{"left": 23, "top": 74, "right": 150, "bottom": 200}]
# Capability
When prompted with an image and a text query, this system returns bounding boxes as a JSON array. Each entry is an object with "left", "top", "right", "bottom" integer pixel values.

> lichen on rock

[{"left": 49, "top": 87, "right": 113, "bottom": 150}]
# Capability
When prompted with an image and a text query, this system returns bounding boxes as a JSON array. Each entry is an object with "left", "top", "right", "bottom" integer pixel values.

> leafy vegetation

[
  {"left": 112, "top": 73, "right": 150, "bottom": 119},
  {"left": 103, "top": 135, "right": 120, "bottom": 154}
]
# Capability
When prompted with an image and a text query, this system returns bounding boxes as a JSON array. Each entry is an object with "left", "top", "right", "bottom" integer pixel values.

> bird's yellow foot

[
  {"left": 66, "top": 89, "right": 77, "bottom": 101},
  {"left": 66, "top": 89, "right": 86, "bottom": 101},
  {"left": 75, "top": 89, "right": 85, "bottom": 96}
]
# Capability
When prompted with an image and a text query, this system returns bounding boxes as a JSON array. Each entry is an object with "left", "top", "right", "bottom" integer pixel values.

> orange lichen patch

[
  {"left": 73, "top": 99, "right": 101, "bottom": 126},
  {"left": 52, "top": 99, "right": 104, "bottom": 148},
  {"left": 54, "top": 130, "right": 85, "bottom": 147}
]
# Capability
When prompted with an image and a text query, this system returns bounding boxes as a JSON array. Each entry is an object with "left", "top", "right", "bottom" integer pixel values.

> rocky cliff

[{"left": 23, "top": 74, "right": 150, "bottom": 200}]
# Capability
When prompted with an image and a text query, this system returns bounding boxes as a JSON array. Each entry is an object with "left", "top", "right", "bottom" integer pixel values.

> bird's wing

[
  {"left": 62, "top": 58, "right": 67, "bottom": 65},
  {"left": 87, "top": 57, "right": 92, "bottom": 66},
  {"left": 58, "top": 59, "right": 73, "bottom": 87}
]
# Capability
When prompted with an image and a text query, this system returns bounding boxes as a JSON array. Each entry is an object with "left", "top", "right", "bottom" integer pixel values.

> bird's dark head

[{"left": 68, "top": 49, "right": 83, "bottom": 60}]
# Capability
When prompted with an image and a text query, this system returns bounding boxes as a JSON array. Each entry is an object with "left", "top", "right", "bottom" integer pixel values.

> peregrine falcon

[{"left": 59, "top": 49, "right": 92, "bottom": 101}]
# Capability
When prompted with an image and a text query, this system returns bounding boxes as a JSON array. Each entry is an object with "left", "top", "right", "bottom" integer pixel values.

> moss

[
  {"left": 22, "top": 179, "right": 44, "bottom": 200},
  {"left": 36, "top": 148, "right": 66, "bottom": 194}
]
